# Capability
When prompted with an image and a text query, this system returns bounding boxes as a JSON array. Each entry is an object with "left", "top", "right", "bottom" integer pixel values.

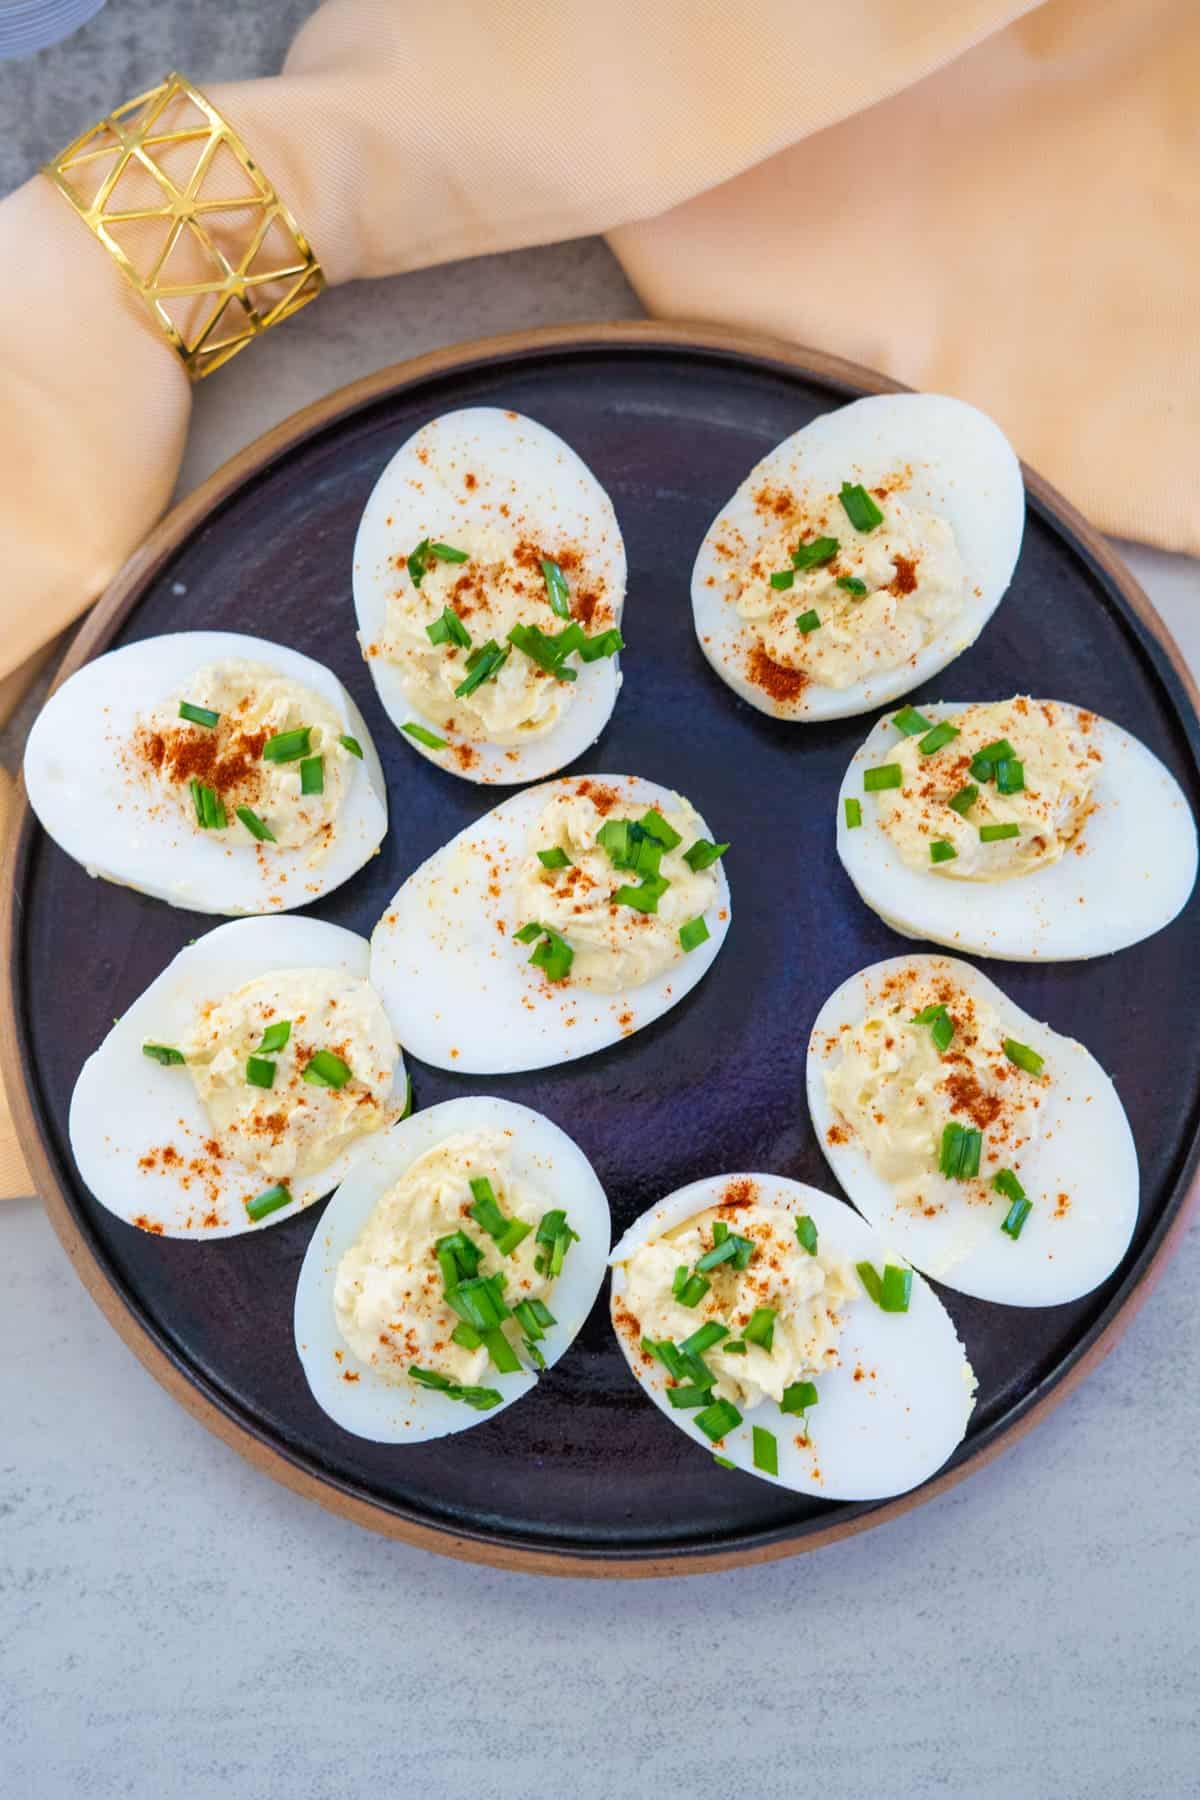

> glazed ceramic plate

[{"left": 6, "top": 324, "right": 1200, "bottom": 1576}]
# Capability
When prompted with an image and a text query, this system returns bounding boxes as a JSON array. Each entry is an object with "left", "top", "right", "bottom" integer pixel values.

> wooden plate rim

[{"left": 5, "top": 318, "right": 1198, "bottom": 1578}]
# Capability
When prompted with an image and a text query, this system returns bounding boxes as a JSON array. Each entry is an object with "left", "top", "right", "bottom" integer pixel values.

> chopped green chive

[
  {"left": 856, "top": 1260, "right": 883, "bottom": 1305},
  {"left": 743, "top": 1307, "right": 776, "bottom": 1351},
  {"left": 675, "top": 1273, "right": 711, "bottom": 1309},
  {"left": 256, "top": 1020, "right": 291, "bottom": 1054},
  {"left": 1004, "top": 1037, "right": 1045, "bottom": 1077},
  {"left": 1000, "top": 1193, "right": 1034, "bottom": 1239},
  {"left": 995, "top": 757, "right": 1025, "bottom": 795},
  {"left": 844, "top": 796, "right": 863, "bottom": 829},
  {"left": 429, "top": 542, "right": 469, "bottom": 564},
  {"left": 436, "top": 1230, "right": 482, "bottom": 1283},
  {"left": 513, "top": 1298, "right": 556, "bottom": 1340},
  {"left": 577, "top": 626, "right": 624, "bottom": 661},
  {"left": 671, "top": 1266, "right": 690, "bottom": 1300},
  {"left": 236, "top": 805, "right": 275, "bottom": 843},
  {"left": 752, "top": 1426, "right": 779, "bottom": 1475},
  {"left": 406, "top": 538, "right": 431, "bottom": 587},
  {"left": 179, "top": 701, "right": 220, "bottom": 728},
  {"left": 409, "top": 1367, "right": 501, "bottom": 1410},
  {"left": 863, "top": 763, "right": 903, "bottom": 792},
  {"left": 339, "top": 733, "right": 364, "bottom": 759},
  {"left": 712, "top": 1221, "right": 729, "bottom": 1245},
  {"left": 694, "top": 1398, "right": 742, "bottom": 1443},
  {"left": 303, "top": 1048, "right": 353, "bottom": 1089},
  {"left": 839, "top": 481, "right": 884, "bottom": 532},
  {"left": 446, "top": 1274, "right": 510, "bottom": 1332},
  {"left": 939, "top": 1120, "right": 983, "bottom": 1179},
  {"left": 401, "top": 722, "right": 448, "bottom": 750},
  {"left": 426, "top": 606, "right": 472, "bottom": 650},
  {"left": 722, "top": 1340, "right": 747, "bottom": 1355},
  {"left": 792, "top": 535, "right": 839, "bottom": 570},
  {"left": 930, "top": 840, "right": 958, "bottom": 864},
  {"left": 857, "top": 1261, "right": 911, "bottom": 1311},
  {"left": 666, "top": 1384, "right": 714, "bottom": 1410},
  {"left": 893, "top": 705, "right": 933, "bottom": 736},
  {"left": 142, "top": 1042, "right": 184, "bottom": 1066},
  {"left": 529, "top": 926, "right": 574, "bottom": 983},
  {"left": 730, "top": 1233, "right": 756, "bottom": 1271},
  {"left": 918, "top": 721, "right": 961, "bottom": 756},
  {"left": 537, "top": 846, "right": 572, "bottom": 869},
  {"left": 640, "top": 809, "right": 682, "bottom": 850},
  {"left": 190, "top": 780, "right": 226, "bottom": 830},
  {"left": 695, "top": 1236, "right": 738, "bottom": 1273},
  {"left": 451, "top": 1321, "right": 483, "bottom": 1352},
  {"left": 517, "top": 922, "right": 573, "bottom": 982},
  {"left": 595, "top": 818, "right": 632, "bottom": 867},
  {"left": 880, "top": 1265, "right": 913, "bottom": 1313},
  {"left": 495, "top": 1218, "right": 532, "bottom": 1258},
  {"left": 681, "top": 1321, "right": 728, "bottom": 1358},
  {"left": 679, "top": 915, "right": 710, "bottom": 953},
  {"left": 992, "top": 1167, "right": 1027, "bottom": 1206},
  {"left": 245, "top": 1055, "right": 276, "bottom": 1089},
  {"left": 541, "top": 557, "right": 572, "bottom": 618},
  {"left": 262, "top": 727, "right": 312, "bottom": 763},
  {"left": 534, "top": 1209, "right": 579, "bottom": 1279},
  {"left": 400, "top": 1073, "right": 414, "bottom": 1120},
  {"left": 631, "top": 834, "right": 664, "bottom": 877},
  {"left": 683, "top": 838, "right": 729, "bottom": 872},
  {"left": 948, "top": 784, "right": 978, "bottom": 816},
  {"left": 712, "top": 1455, "right": 736, "bottom": 1469},
  {"left": 795, "top": 1215, "right": 818, "bottom": 1255},
  {"left": 299, "top": 755, "right": 324, "bottom": 796},
  {"left": 795, "top": 609, "right": 821, "bottom": 635},
  {"left": 980, "top": 822, "right": 1020, "bottom": 842},
  {"left": 837, "top": 575, "right": 868, "bottom": 596},
  {"left": 468, "top": 1176, "right": 505, "bottom": 1233},
  {"left": 507, "top": 620, "right": 582, "bottom": 680},
  {"left": 969, "top": 738, "right": 1015, "bottom": 783},
  {"left": 246, "top": 1183, "right": 291, "bottom": 1222},
  {"left": 781, "top": 1380, "right": 818, "bottom": 1416},
  {"left": 482, "top": 1327, "right": 522, "bottom": 1375},
  {"left": 454, "top": 640, "right": 509, "bottom": 698},
  {"left": 522, "top": 1338, "right": 547, "bottom": 1371},
  {"left": 612, "top": 874, "right": 670, "bottom": 914},
  {"left": 912, "top": 1002, "right": 955, "bottom": 1053},
  {"left": 769, "top": 569, "right": 795, "bottom": 590}
]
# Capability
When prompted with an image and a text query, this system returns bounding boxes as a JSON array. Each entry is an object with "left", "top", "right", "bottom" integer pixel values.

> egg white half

[
  {"left": 293, "top": 1095, "right": 611, "bottom": 1442},
  {"left": 609, "top": 1176, "right": 975, "bottom": 1501},
  {"left": 691, "top": 393, "right": 1024, "bottom": 721},
  {"left": 837, "top": 701, "right": 1197, "bottom": 959},
  {"left": 369, "top": 773, "right": 731, "bottom": 1073},
  {"left": 23, "top": 631, "right": 388, "bottom": 915},
  {"left": 353, "top": 407, "right": 626, "bottom": 784},
  {"left": 68, "top": 916, "right": 407, "bottom": 1239},
  {"left": 807, "top": 955, "right": 1139, "bottom": 1306}
]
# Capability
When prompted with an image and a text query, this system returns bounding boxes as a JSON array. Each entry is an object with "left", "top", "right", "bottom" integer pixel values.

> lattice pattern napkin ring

[{"left": 42, "top": 70, "right": 325, "bottom": 379}]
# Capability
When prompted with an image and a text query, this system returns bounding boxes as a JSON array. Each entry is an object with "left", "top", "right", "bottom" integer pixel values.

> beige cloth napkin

[{"left": 0, "top": 0, "right": 1195, "bottom": 1195}]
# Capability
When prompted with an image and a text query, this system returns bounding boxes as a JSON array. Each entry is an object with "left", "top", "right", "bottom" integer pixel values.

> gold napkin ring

[{"left": 42, "top": 70, "right": 325, "bottom": 380}]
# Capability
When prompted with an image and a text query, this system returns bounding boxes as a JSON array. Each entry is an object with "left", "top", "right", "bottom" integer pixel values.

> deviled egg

[
  {"left": 610, "top": 1175, "right": 975, "bottom": 1499},
  {"left": 837, "top": 697, "right": 1196, "bottom": 957},
  {"left": 69, "top": 917, "right": 407, "bottom": 1238},
  {"left": 691, "top": 394, "right": 1023, "bottom": 721},
  {"left": 353, "top": 408, "right": 626, "bottom": 784},
  {"left": 24, "top": 632, "right": 386, "bottom": 914},
  {"left": 807, "top": 955, "right": 1138, "bottom": 1305},
  {"left": 294, "top": 1096, "right": 610, "bottom": 1441},
  {"left": 370, "top": 773, "right": 731, "bottom": 1072}
]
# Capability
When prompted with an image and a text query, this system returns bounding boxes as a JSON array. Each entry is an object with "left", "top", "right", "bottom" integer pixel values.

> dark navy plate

[{"left": 7, "top": 325, "right": 1199, "bottom": 1574}]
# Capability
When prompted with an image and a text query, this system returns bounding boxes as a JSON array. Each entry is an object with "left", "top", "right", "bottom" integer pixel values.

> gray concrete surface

[{"left": 2, "top": 8, "right": 1198, "bottom": 1799}]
